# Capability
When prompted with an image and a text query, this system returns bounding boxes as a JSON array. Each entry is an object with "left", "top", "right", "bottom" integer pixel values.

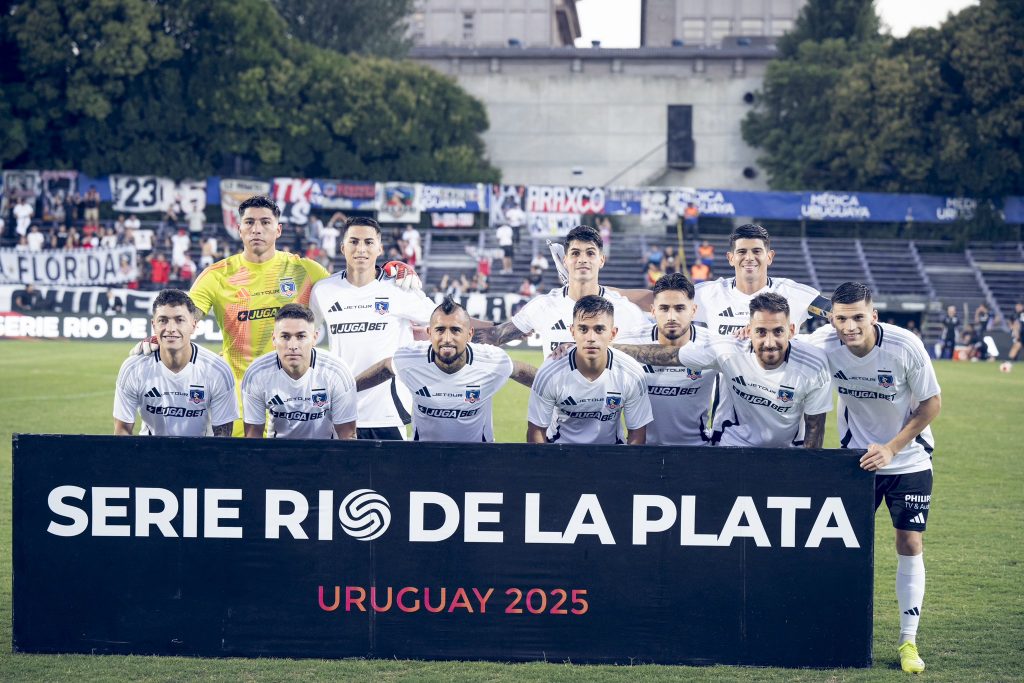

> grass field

[{"left": 1, "top": 340, "right": 1022, "bottom": 681}]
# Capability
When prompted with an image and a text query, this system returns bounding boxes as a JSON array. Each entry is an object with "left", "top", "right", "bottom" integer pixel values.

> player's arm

[
  {"left": 473, "top": 320, "right": 528, "bottom": 346},
  {"left": 355, "top": 358, "right": 395, "bottom": 392},
  {"left": 806, "top": 294, "right": 832, "bottom": 320},
  {"left": 861, "top": 394, "right": 941, "bottom": 471},
  {"left": 527, "top": 422, "right": 548, "bottom": 444},
  {"left": 611, "top": 343, "right": 681, "bottom": 366},
  {"left": 626, "top": 424, "right": 647, "bottom": 446},
  {"left": 333, "top": 421, "right": 356, "bottom": 440},
  {"left": 802, "top": 413, "right": 826, "bottom": 449},
  {"left": 510, "top": 360, "right": 537, "bottom": 388},
  {"left": 114, "top": 419, "right": 134, "bottom": 436},
  {"left": 243, "top": 423, "right": 264, "bottom": 438},
  {"left": 212, "top": 423, "right": 233, "bottom": 437}
]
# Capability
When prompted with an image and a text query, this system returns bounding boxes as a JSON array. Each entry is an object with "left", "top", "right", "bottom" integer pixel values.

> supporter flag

[
  {"left": 272, "top": 177, "right": 313, "bottom": 226},
  {"left": 220, "top": 178, "right": 271, "bottom": 240},
  {"left": 375, "top": 182, "right": 421, "bottom": 223},
  {"left": 110, "top": 175, "right": 176, "bottom": 214},
  {"left": 40, "top": 171, "right": 77, "bottom": 221}
]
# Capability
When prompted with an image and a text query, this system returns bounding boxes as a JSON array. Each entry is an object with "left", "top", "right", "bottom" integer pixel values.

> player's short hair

[
  {"left": 573, "top": 294, "right": 614, "bottom": 322},
  {"left": 729, "top": 223, "right": 771, "bottom": 250},
  {"left": 344, "top": 216, "right": 382, "bottom": 237},
  {"left": 237, "top": 195, "right": 280, "bottom": 219},
  {"left": 564, "top": 225, "right": 602, "bottom": 250},
  {"left": 433, "top": 295, "right": 466, "bottom": 319},
  {"left": 152, "top": 289, "right": 198, "bottom": 317},
  {"left": 275, "top": 303, "right": 315, "bottom": 324},
  {"left": 831, "top": 281, "right": 873, "bottom": 305},
  {"left": 749, "top": 292, "right": 789, "bottom": 317},
  {"left": 652, "top": 272, "right": 695, "bottom": 300}
]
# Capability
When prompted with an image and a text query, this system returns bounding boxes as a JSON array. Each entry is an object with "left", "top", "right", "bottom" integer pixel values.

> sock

[{"left": 897, "top": 553, "right": 925, "bottom": 644}]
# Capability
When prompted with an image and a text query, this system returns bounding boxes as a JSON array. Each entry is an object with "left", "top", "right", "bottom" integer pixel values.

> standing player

[
  {"left": 310, "top": 217, "right": 438, "bottom": 440},
  {"left": 803, "top": 282, "right": 941, "bottom": 673},
  {"left": 636, "top": 273, "right": 715, "bottom": 445},
  {"left": 114, "top": 289, "right": 238, "bottom": 436},
  {"left": 474, "top": 225, "right": 649, "bottom": 357},
  {"left": 354, "top": 297, "right": 536, "bottom": 442},
  {"left": 241, "top": 304, "right": 357, "bottom": 439},
  {"left": 528, "top": 296, "right": 652, "bottom": 445},
  {"left": 613, "top": 292, "right": 831, "bottom": 448}
]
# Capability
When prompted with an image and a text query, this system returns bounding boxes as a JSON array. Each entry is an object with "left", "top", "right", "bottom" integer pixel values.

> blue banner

[{"left": 1003, "top": 197, "right": 1024, "bottom": 224}]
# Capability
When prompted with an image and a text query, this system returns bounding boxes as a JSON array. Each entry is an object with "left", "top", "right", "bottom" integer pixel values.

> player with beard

[
  {"left": 612, "top": 292, "right": 831, "bottom": 448},
  {"left": 801, "top": 282, "right": 941, "bottom": 673},
  {"left": 355, "top": 297, "right": 536, "bottom": 442}
]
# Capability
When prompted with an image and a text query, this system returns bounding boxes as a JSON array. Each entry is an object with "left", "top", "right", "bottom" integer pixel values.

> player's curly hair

[
  {"left": 152, "top": 289, "right": 198, "bottom": 317},
  {"left": 729, "top": 223, "right": 771, "bottom": 250},
  {"left": 652, "top": 272, "right": 695, "bottom": 299},
  {"left": 832, "top": 281, "right": 873, "bottom": 305},
  {"left": 573, "top": 294, "right": 614, "bottom": 322},
  {"left": 275, "top": 303, "right": 315, "bottom": 324},
  {"left": 564, "top": 225, "right": 602, "bottom": 250},
  {"left": 237, "top": 195, "right": 280, "bottom": 219},
  {"left": 749, "top": 292, "right": 789, "bottom": 317}
]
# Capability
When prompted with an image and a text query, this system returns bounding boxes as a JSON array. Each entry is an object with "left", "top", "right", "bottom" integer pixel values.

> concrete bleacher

[
  {"left": 805, "top": 238, "right": 871, "bottom": 296},
  {"left": 859, "top": 239, "right": 931, "bottom": 297},
  {"left": 968, "top": 242, "right": 1024, "bottom": 326}
]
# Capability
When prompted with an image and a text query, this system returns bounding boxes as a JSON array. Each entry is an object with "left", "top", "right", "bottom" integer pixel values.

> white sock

[{"left": 897, "top": 553, "right": 925, "bottom": 644}]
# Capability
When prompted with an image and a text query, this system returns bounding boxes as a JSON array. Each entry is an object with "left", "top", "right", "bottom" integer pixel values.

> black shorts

[
  {"left": 357, "top": 427, "right": 405, "bottom": 441},
  {"left": 875, "top": 469, "right": 932, "bottom": 531},
  {"left": 502, "top": 245, "right": 514, "bottom": 258}
]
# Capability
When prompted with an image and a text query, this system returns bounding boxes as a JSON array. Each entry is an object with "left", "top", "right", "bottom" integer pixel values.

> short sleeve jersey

[
  {"left": 528, "top": 348, "right": 653, "bottom": 444},
  {"left": 240, "top": 348, "right": 358, "bottom": 439},
  {"left": 803, "top": 323, "right": 940, "bottom": 475},
  {"left": 511, "top": 286, "right": 650, "bottom": 358},
  {"left": 676, "top": 335, "right": 832, "bottom": 448},
  {"left": 309, "top": 271, "right": 435, "bottom": 429},
  {"left": 392, "top": 342, "right": 513, "bottom": 442},
  {"left": 114, "top": 343, "right": 239, "bottom": 436},
  {"left": 190, "top": 251, "right": 329, "bottom": 380},
  {"left": 634, "top": 323, "right": 715, "bottom": 446}
]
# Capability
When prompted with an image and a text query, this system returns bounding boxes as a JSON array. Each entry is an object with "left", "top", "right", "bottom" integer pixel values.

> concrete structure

[
  {"left": 410, "top": 45, "right": 775, "bottom": 190},
  {"left": 642, "top": 0, "right": 805, "bottom": 47},
  {"left": 409, "top": 0, "right": 581, "bottom": 48}
]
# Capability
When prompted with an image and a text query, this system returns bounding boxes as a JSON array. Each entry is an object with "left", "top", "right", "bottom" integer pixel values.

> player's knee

[{"left": 895, "top": 530, "right": 923, "bottom": 555}]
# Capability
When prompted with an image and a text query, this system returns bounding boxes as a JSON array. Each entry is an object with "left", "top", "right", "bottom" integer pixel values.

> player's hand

[
  {"left": 382, "top": 261, "right": 422, "bottom": 292},
  {"left": 549, "top": 342, "right": 575, "bottom": 360},
  {"left": 859, "top": 443, "right": 894, "bottom": 471},
  {"left": 130, "top": 335, "right": 158, "bottom": 356},
  {"left": 732, "top": 327, "right": 751, "bottom": 341}
]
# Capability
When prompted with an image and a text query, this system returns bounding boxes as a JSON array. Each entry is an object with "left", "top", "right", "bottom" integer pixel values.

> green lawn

[{"left": 1, "top": 341, "right": 1022, "bottom": 681}]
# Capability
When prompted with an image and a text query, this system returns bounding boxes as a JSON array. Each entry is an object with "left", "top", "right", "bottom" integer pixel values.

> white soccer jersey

[
  {"left": 310, "top": 272, "right": 435, "bottom": 430},
  {"left": 675, "top": 335, "right": 832, "bottom": 448},
  {"left": 511, "top": 286, "right": 650, "bottom": 359},
  {"left": 241, "top": 348, "right": 358, "bottom": 439},
  {"left": 528, "top": 348, "right": 653, "bottom": 444},
  {"left": 113, "top": 343, "right": 239, "bottom": 436},
  {"left": 802, "top": 323, "right": 940, "bottom": 474},
  {"left": 634, "top": 323, "right": 715, "bottom": 446},
  {"left": 694, "top": 276, "right": 819, "bottom": 335},
  {"left": 392, "top": 342, "right": 513, "bottom": 442}
]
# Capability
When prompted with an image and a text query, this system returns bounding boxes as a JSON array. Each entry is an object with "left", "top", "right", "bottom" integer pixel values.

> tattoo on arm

[
  {"left": 510, "top": 361, "right": 537, "bottom": 388},
  {"left": 611, "top": 343, "right": 682, "bottom": 366},
  {"left": 803, "top": 413, "right": 826, "bottom": 449},
  {"left": 356, "top": 359, "right": 395, "bottom": 392},
  {"left": 473, "top": 321, "right": 527, "bottom": 346},
  {"left": 212, "top": 423, "right": 233, "bottom": 437}
]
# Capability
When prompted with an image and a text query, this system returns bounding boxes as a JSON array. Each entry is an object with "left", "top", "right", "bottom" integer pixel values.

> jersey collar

[{"left": 153, "top": 342, "right": 198, "bottom": 365}]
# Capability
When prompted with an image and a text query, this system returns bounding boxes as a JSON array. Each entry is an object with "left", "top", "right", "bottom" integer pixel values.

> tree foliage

[
  {"left": 270, "top": 0, "right": 413, "bottom": 58},
  {"left": 0, "top": 0, "right": 498, "bottom": 183},
  {"left": 743, "top": 0, "right": 1024, "bottom": 198}
]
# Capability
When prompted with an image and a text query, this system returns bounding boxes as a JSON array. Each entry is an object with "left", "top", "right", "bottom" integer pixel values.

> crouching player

[
  {"left": 355, "top": 296, "right": 536, "bottom": 442},
  {"left": 114, "top": 289, "right": 238, "bottom": 436},
  {"left": 241, "top": 304, "right": 358, "bottom": 439},
  {"left": 528, "top": 295, "right": 652, "bottom": 444}
]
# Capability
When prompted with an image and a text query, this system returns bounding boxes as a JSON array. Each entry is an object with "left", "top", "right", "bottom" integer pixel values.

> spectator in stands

[
  {"left": 698, "top": 240, "right": 715, "bottom": 266},
  {"left": 13, "top": 197, "right": 33, "bottom": 238},
  {"left": 496, "top": 222, "right": 514, "bottom": 273},
  {"left": 100, "top": 227, "right": 118, "bottom": 249},
  {"left": 690, "top": 260, "right": 711, "bottom": 284},
  {"left": 64, "top": 228, "right": 80, "bottom": 250},
  {"left": 320, "top": 219, "right": 340, "bottom": 260},
  {"left": 14, "top": 235, "right": 29, "bottom": 251},
  {"left": 124, "top": 213, "right": 141, "bottom": 235},
  {"left": 518, "top": 278, "right": 536, "bottom": 298},
  {"left": 150, "top": 253, "right": 171, "bottom": 287},
  {"left": 683, "top": 202, "right": 700, "bottom": 237},
  {"left": 114, "top": 215, "right": 127, "bottom": 236},
  {"left": 100, "top": 288, "right": 124, "bottom": 315},
  {"left": 307, "top": 213, "right": 324, "bottom": 246},
  {"left": 940, "top": 305, "right": 959, "bottom": 360},
  {"left": 305, "top": 241, "right": 325, "bottom": 263},
  {"left": 402, "top": 223, "right": 422, "bottom": 265},
  {"left": 171, "top": 228, "right": 190, "bottom": 268},
  {"left": 119, "top": 255, "right": 138, "bottom": 290},
  {"left": 65, "top": 190, "right": 82, "bottom": 226},
  {"left": 974, "top": 303, "right": 991, "bottom": 332},
  {"left": 530, "top": 252, "right": 549, "bottom": 273},
  {"left": 83, "top": 229, "right": 100, "bottom": 249},
  {"left": 506, "top": 203, "right": 526, "bottom": 246},
  {"left": 54, "top": 224, "right": 69, "bottom": 249},
  {"left": 188, "top": 206, "right": 205, "bottom": 235},
  {"left": 663, "top": 245, "right": 678, "bottom": 274},
  {"left": 51, "top": 193, "right": 66, "bottom": 227},
  {"left": 477, "top": 254, "right": 491, "bottom": 282},
  {"left": 177, "top": 257, "right": 196, "bottom": 287},
  {"left": 905, "top": 319, "right": 923, "bottom": 339},
  {"left": 597, "top": 216, "right": 612, "bottom": 256},
  {"left": 646, "top": 245, "right": 664, "bottom": 269},
  {"left": 82, "top": 186, "right": 101, "bottom": 233},
  {"left": 528, "top": 262, "right": 544, "bottom": 289},
  {"left": 200, "top": 236, "right": 218, "bottom": 269},
  {"left": 645, "top": 261, "right": 664, "bottom": 287},
  {"left": 27, "top": 225, "right": 44, "bottom": 251},
  {"left": 133, "top": 222, "right": 155, "bottom": 258},
  {"left": 12, "top": 284, "right": 39, "bottom": 312}
]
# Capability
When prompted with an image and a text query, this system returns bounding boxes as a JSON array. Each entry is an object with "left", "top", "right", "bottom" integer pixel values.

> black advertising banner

[{"left": 13, "top": 436, "right": 874, "bottom": 667}]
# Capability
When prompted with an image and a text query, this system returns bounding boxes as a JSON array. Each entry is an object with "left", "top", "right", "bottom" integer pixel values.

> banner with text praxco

[{"left": 12, "top": 435, "right": 874, "bottom": 667}]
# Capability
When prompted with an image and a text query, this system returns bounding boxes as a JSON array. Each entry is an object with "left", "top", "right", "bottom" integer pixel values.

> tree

[{"left": 270, "top": 0, "right": 414, "bottom": 58}]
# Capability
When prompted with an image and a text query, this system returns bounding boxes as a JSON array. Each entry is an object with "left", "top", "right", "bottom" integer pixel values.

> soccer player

[
  {"left": 613, "top": 292, "right": 831, "bottom": 448},
  {"left": 802, "top": 282, "right": 941, "bottom": 673},
  {"left": 310, "top": 217, "right": 439, "bottom": 440},
  {"left": 114, "top": 289, "right": 238, "bottom": 436},
  {"left": 636, "top": 272, "right": 715, "bottom": 446},
  {"left": 527, "top": 295, "right": 653, "bottom": 445},
  {"left": 473, "top": 225, "right": 650, "bottom": 357},
  {"left": 241, "top": 304, "right": 357, "bottom": 439},
  {"left": 354, "top": 297, "right": 536, "bottom": 442}
]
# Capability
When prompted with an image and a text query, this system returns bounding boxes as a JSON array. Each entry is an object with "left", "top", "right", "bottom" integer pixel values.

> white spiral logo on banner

[{"left": 338, "top": 489, "right": 391, "bottom": 541}]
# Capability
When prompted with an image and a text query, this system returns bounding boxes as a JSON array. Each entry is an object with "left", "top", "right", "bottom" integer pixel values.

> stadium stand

[{"left": 967, "top": 242, "right": 1024, "bottom": 327}]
